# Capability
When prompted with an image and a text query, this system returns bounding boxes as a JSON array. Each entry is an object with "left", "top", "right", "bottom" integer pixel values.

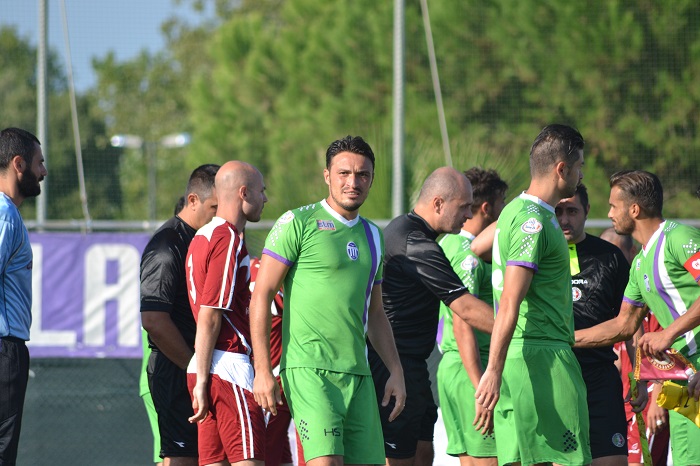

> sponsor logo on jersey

[
  {"left": 277, "top": 210, "right": 295, "bottom": 224},
  {"left": 347, "top": 242, "right": 359, "bottom": 261},
  {"left": 317, "top": 219, "right": 336, "bottom": 231},
  {"left": 684, "top": 251, "right": 700, "bottom": 277},
  {"left": 643, "top": 273, "right": 651, "bottom": 292},
  {"left": 572, "top": 286, "right": 582, "bottom": 301},
  {"left": 571, "top": 278, "right": 588, "bottom": 285},
  {"left": 520, "top": 218, "right": 543, "bottom": 234},
  {"left": 461, "top": 256, "right": 479, "bottom": 271},
  {"left": 636, "top": 259, "right": 641, "bottom": 270},
  {"left": 612, "top": 433, "right": 625, "bottom": 448}
]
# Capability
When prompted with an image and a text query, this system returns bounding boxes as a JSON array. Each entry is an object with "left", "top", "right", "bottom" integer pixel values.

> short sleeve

[
  {"left": 140, "top": 237, "right": 181, "bottom": 313},
  {"left": 504, "top": 214, "right": 548, "bottom": 272},
  {"left": 263, "top": 210, "right": 302, "bottom": 267},
  {"left": 623, "top": 252, "right": 644, "bottom": 307}
]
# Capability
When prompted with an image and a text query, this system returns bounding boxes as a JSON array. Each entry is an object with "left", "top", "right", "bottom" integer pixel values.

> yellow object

[{"left": 657, "top": 381, "right": 700, "bottom": 428}]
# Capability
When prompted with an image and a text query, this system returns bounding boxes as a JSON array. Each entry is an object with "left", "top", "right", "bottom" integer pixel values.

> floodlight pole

[
  {"left": 392, "top": 0, "right": 405, "bottom": 218},
  {"left": 36, "top": 0, "right": 48, "bottom": 227}
]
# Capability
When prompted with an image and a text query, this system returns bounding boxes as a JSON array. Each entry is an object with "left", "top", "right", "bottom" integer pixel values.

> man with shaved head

[
  {"left": 186, "top": 161, "right": 268, "bottom": 465},
  {"left": 475, "top": 124, "right": 591, "bottom": 466},
  {"left": 369, "top": 166, "right": 495, "bottom": 465}
]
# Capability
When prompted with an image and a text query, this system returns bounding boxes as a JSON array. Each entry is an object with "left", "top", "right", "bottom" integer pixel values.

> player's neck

[{"left": 633, "top": 217, "right": 665, "bottom": 248}]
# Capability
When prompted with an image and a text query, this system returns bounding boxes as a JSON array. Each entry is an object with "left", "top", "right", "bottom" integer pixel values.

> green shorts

[
  {"left": 140, "top": 391, "right": 161, "bottom": 463},
  {"left": 495, "top": 341, "right": 591, "bottom": 466},
  {"left": 668, "top": 353, "right": 700, "bottom": 466},
  {"left": 437, "top": 351, "right": 497, "bottom": 457},
  {"left": 281, "top": 367, "right": 385, "bottom": 464}
]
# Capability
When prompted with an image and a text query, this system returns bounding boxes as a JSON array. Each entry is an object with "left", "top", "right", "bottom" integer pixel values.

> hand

[
  {"left": 638, "top": 331, "right": 674, "bottom": 360},
  {"left": 475, "top": 368, "right": 501, "bottom": 411},
  {"left": 647, "top": 383, "right": 668, "bottom": 435},
  {"left": 629, "top": 381, "right": 649, "bottom": 413},
  {"left": 252, "top": 370, "right": 282, "bottom": 416},
  {"left": 382, "top": 370, "right": 406, "bottom": 422},
  {"left": 689, "top": 371, "right": 700, "bottom": 401},
  {"left": 472, "top": 399, "right": 494, "bottom": 435},
  {"left": 188, "top": 382, "right": 210, "bottom": 423}
]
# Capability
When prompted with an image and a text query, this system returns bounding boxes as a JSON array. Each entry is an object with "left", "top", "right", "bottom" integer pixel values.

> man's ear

[
  {"left": 433, "top": 196, "right": 444, "bottom": 213},
  {"left": 187, "top": 192, "right": 199, "bottom": 209},
  {"left": 629, "top": 202, "right": 641, "bottom": 220},
  {"left": 239, "top": 185, "right": 248, "bottom": 200},
  {"left": 555, "top": 161, "right": 567, "bottom": 180},
  {"left": 12, "top": 155, "right": 24, "bottom": 175}
]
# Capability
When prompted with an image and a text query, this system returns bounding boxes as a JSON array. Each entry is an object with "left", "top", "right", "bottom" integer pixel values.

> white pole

[
  {"left": 392, "top": 0, "right": 405, "bottom": 218},
  {"left": 36, "top": 0, "right": 48, "bottom": 228}
]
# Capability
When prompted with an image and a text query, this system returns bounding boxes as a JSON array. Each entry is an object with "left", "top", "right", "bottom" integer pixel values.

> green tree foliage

[{"left": 0, "top": 26, "right": 120, "bottom": 221}]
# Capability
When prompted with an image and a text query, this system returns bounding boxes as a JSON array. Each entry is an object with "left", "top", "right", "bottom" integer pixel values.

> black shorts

[
  {"left": 581, "top": 362, "right": 627, "bottom": 459},
  {"left": 0, "top": 336, "right": 30, "bottom": 465},
  {"left": 147, "top": 351, "right": 198, "bottom": 458},
  {"left": 369, "top": 351, "right": 438, "bottom": 459}
]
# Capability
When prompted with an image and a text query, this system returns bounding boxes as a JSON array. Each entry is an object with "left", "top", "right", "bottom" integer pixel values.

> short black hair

[
  {"left": 574, "top": 183, "right": 589, "bottom": 209},
  {"left": 530, "top": 124, "right": 584, "bottom": 177},
  {"left": 325, "top": 135, "right": 375, "bottom": 170},
  {"left": 185, "top": 164, "right": 219, "bottom": 201},
  {"left": 463, "top": 167, "right": 508, "bottom": 212},
  {"left": 0, "top": 127, "right": 41, "bottom": 171}
]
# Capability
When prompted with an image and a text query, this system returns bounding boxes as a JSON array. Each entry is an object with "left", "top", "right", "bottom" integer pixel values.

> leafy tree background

[{"left": 4, "top": 0, "right": 700, "bottom": 222}]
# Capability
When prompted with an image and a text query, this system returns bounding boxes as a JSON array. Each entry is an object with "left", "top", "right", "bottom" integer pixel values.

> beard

[{"left": 18, "top": 167, "right": 42, "bottom": 198}]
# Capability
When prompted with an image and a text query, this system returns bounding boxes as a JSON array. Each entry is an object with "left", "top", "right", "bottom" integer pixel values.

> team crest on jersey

[
  {"left": 612, "top": 433, "right": 625, "bottom": 448},
  {"left": 317, "top": 219, "right": 336, "bottom": 231},
  {"left": 643, "top": 274, "right": 651, "bottom": 292},
  {"left": 278, "top": 210, "right": 295, "bottom": 224},
  {"left": 520, "top": 218, "right": 543, "bottom": 234},
  {"left": 461, "top": 256, "right": 479, "bottom": 271},
  {"left": 346, "top": 242, "right": 359, "bottom": 261},
  {"left": 572, "top": 286, "right": 582, "bottom": 302}
]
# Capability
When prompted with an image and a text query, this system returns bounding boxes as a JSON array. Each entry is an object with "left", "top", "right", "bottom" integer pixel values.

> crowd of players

[{"left": 136, "top": 125, "right": 700, "bottom": 466}]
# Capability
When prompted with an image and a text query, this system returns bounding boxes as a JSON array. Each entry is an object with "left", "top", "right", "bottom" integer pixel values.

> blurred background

[{"left": 3, "top": 0, "right": 700, "bottom": 464}]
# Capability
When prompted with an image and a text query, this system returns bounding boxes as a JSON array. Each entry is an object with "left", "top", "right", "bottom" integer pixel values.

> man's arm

[
  {"left": 188, "top": 305, "right": 221, "bottom": 423},
  {"left": 638, "top": 295, "right": 700, "bottom": 359},
  {"left": 449, "top": 294, "right": 494, "bottom": 334},
  {"left": 453, "top": 317, "right": 492, "bottom": 433},
  {"left": 574, "top": 301, "right": 647, "bottom": 348},
  {"left": 470, "top": 222, "right": 496, "bottom": 261},
  {"left": 141, "top": 311, "right": 193, "bottom": 369},
  {"left": 475, "top": 265, "right": 533, "bottom": 411},
  {"left": 251, "top": 254, "right": 289, "bottom": 416},
  {"left": 366, "top": 284, "right": 406, "bottom": 422}
]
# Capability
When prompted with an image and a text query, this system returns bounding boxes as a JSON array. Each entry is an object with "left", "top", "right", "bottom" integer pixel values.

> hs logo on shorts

[{"left": 324, "top": 427, "right": 341, "bottom": 437}]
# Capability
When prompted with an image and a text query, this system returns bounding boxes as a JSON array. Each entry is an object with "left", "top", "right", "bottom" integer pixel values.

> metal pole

[
  {"left": 36, "top": 0, "right": 48, "bottom": 227},
  {"left": 392, "top": 0, "right": 405, "bottom": 218},
  {"left": 146, "top": 143, "right": 157, "bottom": 222}
]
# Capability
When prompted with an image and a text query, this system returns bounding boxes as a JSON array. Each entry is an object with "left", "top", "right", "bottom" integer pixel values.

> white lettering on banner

[
  {"left": 29, "top": 244, "right": 77, "bottom": 346},
  {"left": 83, "top": 244, "right": 140, "bottom": 348}
]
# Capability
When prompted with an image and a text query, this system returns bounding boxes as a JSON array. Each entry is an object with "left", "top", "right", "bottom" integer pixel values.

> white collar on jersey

[
  {"left": 641, "top": 220, "right": 667, "bottom": 256},
  {"left": 459, "top": 229, "right": 476, "bottom": 241},
  {"left": 320, "top": 199, "right": 361, "bottom": 228},
  {"left": 519, "top": 191, "right": 555, "bottom": 213}
]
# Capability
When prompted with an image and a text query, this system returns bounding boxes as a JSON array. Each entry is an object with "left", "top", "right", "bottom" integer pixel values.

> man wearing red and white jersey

[{"left": 186, "top": 161, "right": 268, "bottom": 466}]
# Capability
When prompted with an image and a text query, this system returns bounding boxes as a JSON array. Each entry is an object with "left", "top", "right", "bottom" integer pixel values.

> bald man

[
  {"left": 600, "top": 227, "right": 638, "bottom": 264},
  {"left": 368, "top": 166, "right": 495, "bottom": 466},
  {"left": 186, "top": 161, "right": 268, "bottom": 465}
]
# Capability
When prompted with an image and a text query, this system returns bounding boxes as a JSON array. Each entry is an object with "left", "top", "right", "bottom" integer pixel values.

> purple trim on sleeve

[
  {"left": 436, "top": 316, "right": 444, "bottom": 346},
  {"left": 506, "top": 260, "right": 539, "bottom": 272},
  {"left": 262, "top": 248, "right": 294, "bottom": 267},
  {"left": 652, "top": 233, "right": 681, "bottom": 320},
  {"left": 361, "top": 219, "right": 379, "bottom": 325},
  {"left": 623, "top": 296, "right": 645, "bottom": 308},
  {"left": 374, "top": 278, "right": 383, "bottom": 285}
]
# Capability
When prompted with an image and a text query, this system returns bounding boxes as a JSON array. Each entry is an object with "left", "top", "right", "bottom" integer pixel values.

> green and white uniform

[
  {"left": 623, "top": 220, "right": 700, "bottom": 466},
  {"left": 492, "top": 193, "right": 591, "bottom": 466},
  {"left": 437, "top": 231, "right": 496, "bottom": 457},
  {"left": 263, "top": 199, "right": 384, "bottom": 463}
]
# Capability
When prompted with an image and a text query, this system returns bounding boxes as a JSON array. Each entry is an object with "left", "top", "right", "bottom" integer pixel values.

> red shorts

[
  {"left": 187, "top": 373, "right": 265, "bottom": 464},
  {"left": 265, "top": 388, "right": 292, "bottom": 466}
]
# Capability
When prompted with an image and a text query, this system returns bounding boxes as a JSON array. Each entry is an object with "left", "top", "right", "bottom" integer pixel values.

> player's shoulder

[
  {"left": 277, "top": 201, "right": 324, "bottom": 224},
  {"left": 665, "top": 220, "right": 700, "bottom": 240}
]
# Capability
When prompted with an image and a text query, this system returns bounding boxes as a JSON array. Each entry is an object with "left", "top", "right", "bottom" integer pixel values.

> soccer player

[
  {"left": 556, "top": 184, "right": 631, "bottom": 466},
  {"left": 436, "top": 168, "right": 507, "bottom": 466},
  {"left": 576, "top": 169, "right": 700, "bottom": 466},
  {"left": 475, "top": 124, "right": 591, "bottom": 466},
  {"left": 371, "top": 166, "right": 495, "bottom": 465},
  {"left": 141, "top": 164, "right": 219, "bottom": 466},
  {"left": 250, "top": 135, "right": 406, "bottom": 466},
  {"left": 186, "top": 161, "right": 267, "bottom": 465},
  {"left": 0, "top": 127, "right": 47, "bottom": 466}
]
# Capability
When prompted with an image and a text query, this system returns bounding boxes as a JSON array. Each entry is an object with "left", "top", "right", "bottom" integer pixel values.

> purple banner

[{"left": 27, "top": 233, "right": 151, "bottom": 358}]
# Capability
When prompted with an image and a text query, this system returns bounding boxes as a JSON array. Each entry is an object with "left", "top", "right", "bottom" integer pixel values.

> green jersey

[
  {"left": 624, "top": 220, "right": 700, "bottom": 357},
  {"left": 437, "top": 231, "right": 491, "bottom": 364},
  {"left": 492, "top": 193, "right": 574, "bottom": 345},
  {"left": 262, "top": 199, "right": 383, "bottom": 375}
]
